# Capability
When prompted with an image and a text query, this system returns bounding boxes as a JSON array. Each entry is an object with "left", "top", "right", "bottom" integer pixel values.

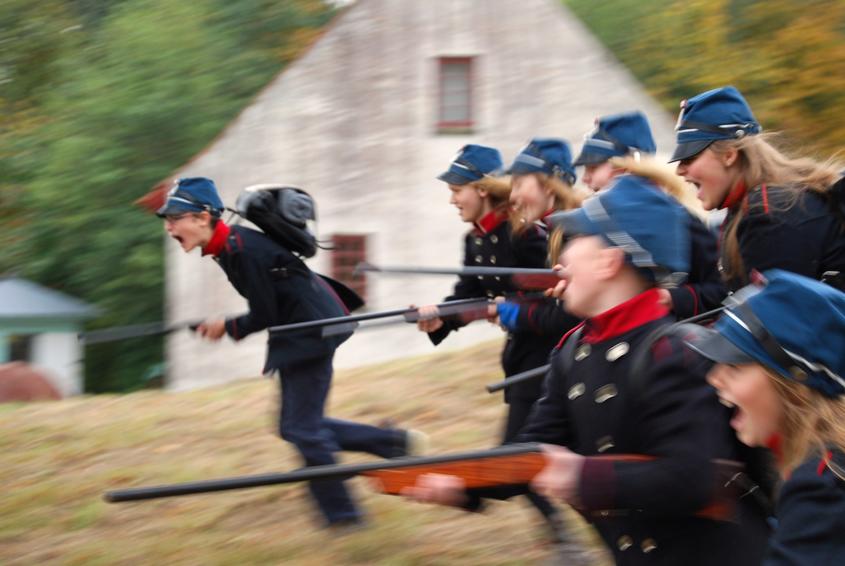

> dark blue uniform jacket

[
  {"left": 669, "top": 212, "right": 726, "bottom": 317},
  {"left": 765, "top": 449, "right": 845, "bottom": 565},
  {"left": 428, "top": 210, "right": 559, "bottom": 401},
  {"left": 721, "top": 184, "right": 845, "bottom": 292},
  {"left": 212, "top": 224, "right": 351, "bottom": 372},
  {"left": 468, "top": 289, "right": 770, "bottom": 565}
]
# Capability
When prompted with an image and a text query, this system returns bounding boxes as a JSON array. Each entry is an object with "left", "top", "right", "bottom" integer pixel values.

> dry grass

[{"left": 0, "top": 340, "right": 607, "bottom": 565}]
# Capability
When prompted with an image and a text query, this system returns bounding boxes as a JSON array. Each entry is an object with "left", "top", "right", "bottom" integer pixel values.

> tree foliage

[
  {"left": 1, "top": 0, "right": 333, "bottom": 392},
  {"left": 564, "top": 0, "right": 845, "bottom": 155}
]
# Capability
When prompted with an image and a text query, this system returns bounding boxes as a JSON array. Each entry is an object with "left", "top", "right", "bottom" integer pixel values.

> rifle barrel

[
  {"left": 267, "top": 297, "right": 488, "bottom": 334},
  {"left": 104, "top": 443, "right": 541, "bottom": 502},
  {"left": 358, "top": 264, "right": 560, "bottom": 277},
  {"left": 79, "top": 320, "right": 201, "bottom": 345},
  {"left": 486, "top": 364, "right": 550, "bottom": 393}
]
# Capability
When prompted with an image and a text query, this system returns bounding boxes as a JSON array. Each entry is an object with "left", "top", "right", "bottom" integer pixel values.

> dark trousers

[
  {"left": 278, "top": 353, "right": 400, "bottom": 525},
  {"left": 504, "top": 397, "right": 558, "bottom": 521}
]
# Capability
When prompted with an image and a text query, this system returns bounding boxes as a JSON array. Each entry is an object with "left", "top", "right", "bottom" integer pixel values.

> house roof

[{"left": 0, "top": 276, "right": 99, "bottom": 320}]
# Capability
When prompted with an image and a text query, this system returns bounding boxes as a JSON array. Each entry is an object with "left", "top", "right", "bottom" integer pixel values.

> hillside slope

[{"left": 1, "top": 339, "right": 607, "bottom": 565}]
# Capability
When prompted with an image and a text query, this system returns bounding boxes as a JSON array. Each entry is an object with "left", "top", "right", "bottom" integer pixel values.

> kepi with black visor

[
  {"left": 669, "top": 85, "right": 762, "bottom": 163},
  {"left": 684, "top": 269, "right": 845, "bottom": 398},
  {"left": 573, "top": 111, "right": 656, "bottom": 167},
  {"left": 156, "top": 177, "right": 225, "bottom": 218},
  {"left": 437, "top": 144, "right": 505, "bottom": 185},
  {"left": 508, "top": 138, "right": 577, "bottom": 186},
  {"left": 546, "top": 176, "right": 690, "bottom": 287}
]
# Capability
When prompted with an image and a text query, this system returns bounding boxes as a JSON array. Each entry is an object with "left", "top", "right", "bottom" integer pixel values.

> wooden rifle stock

[
  {"left": 105, "top": 444, "right": 545, "bottom": 502},
  {"left": 103, "top": 444, "right": 739, "bottom": 521},
  {"left": 105, "top": 444, "right": 655, "bottom": 503}
]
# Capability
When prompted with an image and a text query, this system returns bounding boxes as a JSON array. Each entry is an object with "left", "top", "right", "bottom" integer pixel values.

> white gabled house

[{"left": 148, "top": 0, "right": 678, "bottom": 390}]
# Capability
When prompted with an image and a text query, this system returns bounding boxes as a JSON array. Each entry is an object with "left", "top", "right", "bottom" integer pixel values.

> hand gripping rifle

[
  {"left": 355, "top": 262, "right": 567, "bottom": 291},
  {"left": 269, "top": 293, "right": 546, "bottom": 338},
  {"left": 103, "top": 443, "right": 740, "bottom": 522}
]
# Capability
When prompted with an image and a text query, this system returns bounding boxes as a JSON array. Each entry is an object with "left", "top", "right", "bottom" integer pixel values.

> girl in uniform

[
  {"left": 406, "top": 180, "right": 770, "bottom": 566},
  {"left": 573, "top": 110, "right": 726, "bottom": 318},
  {"left": 686, "top": 269, "right": 845, "bottom": 564},
  {"left": 671, "top": 86, "right": 845, "bottom": 292},
  {"left": 416, "top": 143, "right": 564, "bottom": 539}
]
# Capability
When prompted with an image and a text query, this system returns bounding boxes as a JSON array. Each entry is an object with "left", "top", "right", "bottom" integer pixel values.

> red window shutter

[{"left": 330, "top": 234, "right": 367, "bottom": 302}]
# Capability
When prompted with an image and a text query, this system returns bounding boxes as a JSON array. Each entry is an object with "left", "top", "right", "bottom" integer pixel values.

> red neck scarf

[
  {"left": 474, "top": 208, "right": 508, "bottom": 235},
  {"left": 582, "top": 288, "right": 669, "bottom": 344},
  {"left": 202, "top": 221, "right": 230, "bottom": 257},
  {"left": 721, "top": 179, "right": 748, "bottom": 210}
]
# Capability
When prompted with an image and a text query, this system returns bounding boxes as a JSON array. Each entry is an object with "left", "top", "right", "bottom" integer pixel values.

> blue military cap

[
  {"left": 156, "top": 177, "right": 225, "bottom": 217},
  {"left": 437, "top": 144, "right": 504, "bottom": 185},
  {"left": 573, "top": 111, "right": 657, "bottom": 166},
  {"left": 546, "top": 176, "right": 689, "bottom": 285},
  {"left": 669, "top": 86, "right": 761, "bottom": 163},
  {"left": 508, "top": 138, "right": 577, "bottom": 185},
  {"left": 685, "top": 270, "right": 845, "bottom": 398}
]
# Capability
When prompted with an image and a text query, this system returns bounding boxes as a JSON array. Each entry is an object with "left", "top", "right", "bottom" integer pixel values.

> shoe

[
  {"left": 402, "top": 428, "right": 429, "bottom": 457},
  {"left": 389, "top": 428, "right": 429, "bottom": 458}
]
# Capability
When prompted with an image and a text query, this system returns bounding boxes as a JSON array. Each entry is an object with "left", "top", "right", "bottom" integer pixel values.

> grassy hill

[{"left": 1, "top": 340, "right": 607, "bottom": 565}]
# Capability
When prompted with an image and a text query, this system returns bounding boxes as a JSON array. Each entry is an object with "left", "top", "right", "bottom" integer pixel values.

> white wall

[
  {"left": 165, "top": 0, "right": 678, "bottom": 390},
  {"left": 30, "top": 333, "right": 82, "bottom": 397}
]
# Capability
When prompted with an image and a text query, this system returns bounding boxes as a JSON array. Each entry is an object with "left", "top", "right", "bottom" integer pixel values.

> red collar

[
  {"left": 473, "top": 209, "right": 508, "bottom": 235},
  {"left": 202, "top": 221, "right": 231, "bottom": 257},
  {"left": 766, "top": 433, "right": 784, "bottom": 464},
  {"left": 721, "top": 179, "right": 748, "bottom": 209},
  {"left": 582, "top": 288, "right": 669, "bottom": 344}
]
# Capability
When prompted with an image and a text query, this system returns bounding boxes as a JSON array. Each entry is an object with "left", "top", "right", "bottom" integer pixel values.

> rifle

[
  {"left": 485, "top": 364, "right": 550, "bottom": 393},
  {"left": 78, "top": 320, "right": 202, "bottom": 346},
  {"left": 103, "top": 443, "right": 738, "bottom": 522},
  {"left": 355, "top": 262, "right": 567, "bottom": 291},
  {"left": 269, "top": 293, "right": 545, "bottom": 337},
  {"left": 483, "top": 306, "right": 733, "bottom": 393}
]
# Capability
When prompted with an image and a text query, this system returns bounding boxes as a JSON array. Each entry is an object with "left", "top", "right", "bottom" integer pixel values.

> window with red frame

[
  {"left": 437, "top": 57, "right": 474, "bottom": 133},
  {"left": 330, "top": 234, "right": 367, "bottom": 302}
]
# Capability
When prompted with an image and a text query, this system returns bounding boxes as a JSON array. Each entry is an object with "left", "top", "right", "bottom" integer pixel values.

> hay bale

[{"left": 0, "top": 362, "right": 62, "bottom": 402}]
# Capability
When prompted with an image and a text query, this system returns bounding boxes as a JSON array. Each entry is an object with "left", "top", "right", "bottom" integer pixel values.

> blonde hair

[
  {"left": 609, "top": 155, "right": 707, "bottom": 220},
  {"left": 469, "top": 175, "right": 512, "bottom": 208},
  {"left": 510, "top": 173, "right": 585, "bottom": 236},
  {"left": 711, "top": 133, "right": 843, "bottom": 284},
  {"left": 768, "top": 369, "right": 845, "bottom": 475},
  {"left": 548, "top": 156, "right": 704, "bottom": 267}
]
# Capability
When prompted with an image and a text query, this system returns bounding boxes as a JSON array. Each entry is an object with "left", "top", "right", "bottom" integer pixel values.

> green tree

[
  {"left": 1, "top": 0, "right": 333, "bottom": 392},
  {"left": 564, "top": 0, "right": 845, "bottom": 155}
]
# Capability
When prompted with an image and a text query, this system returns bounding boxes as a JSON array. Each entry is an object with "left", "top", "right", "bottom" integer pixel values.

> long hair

[
  {"left": 547, "top": 157, "right": 704, "bottom": 267},
  {"left": 710, "top": 133, "right": 843, "bottom": 283},
  {"left": 769, "top": 370, "right": 845, "bottom": 475},
  {"left": 470, "top": 175, "right": 512, "bottom": 209},
  {"left": 510, "top": 173, "right": 585, "bottom": 236},
  {"left": 609, "top": 155, "right": 707, "bottom": 220}
]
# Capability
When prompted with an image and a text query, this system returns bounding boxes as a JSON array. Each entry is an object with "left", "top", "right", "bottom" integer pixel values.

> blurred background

[
  {"left": 1, "top": 0, "right": 843, "bottom": 391},
  {"left": 2, "top": 1, "right": 844, "bottom": 564}
]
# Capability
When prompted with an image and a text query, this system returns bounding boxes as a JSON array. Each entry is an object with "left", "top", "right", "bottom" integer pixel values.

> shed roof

[{"left": 0, "top": 276, "right": 99, "bottom": 320}]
